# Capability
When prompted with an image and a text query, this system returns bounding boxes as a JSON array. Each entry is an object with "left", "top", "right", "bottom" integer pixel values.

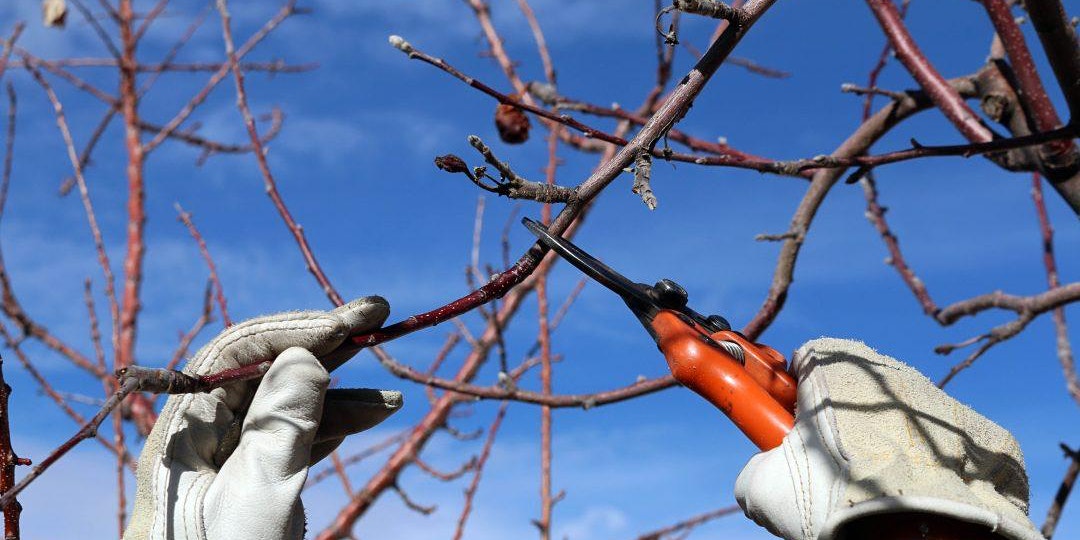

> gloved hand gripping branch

[{"left": 124, "top": 296, "right": 401, "bottom": 540}]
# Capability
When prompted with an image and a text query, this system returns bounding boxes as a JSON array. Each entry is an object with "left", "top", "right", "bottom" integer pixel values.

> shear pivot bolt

[
  {"left": 706, "top": 314, "right": 731, "bottom": 331},
  {"left": 654, "top": 279, "right": 688, "bottom": 309}
]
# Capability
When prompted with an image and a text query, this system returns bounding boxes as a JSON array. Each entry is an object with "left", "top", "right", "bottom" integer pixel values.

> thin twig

[
  {"left": 24, "top": 63, "right": 120, "bottom": 376},
  {"left": 1032, "top": 174, "right": 1079, "bottom": 405},
  {"left": 375, "top": 350, "right": 675, "bottom": 409},
  {"left": 1042, "top": 443, "right": 1080, "bottom": 538},
  {"left": 0, "top": 24, "right": 25, "bottom": 86},
  {"left": 215, "top": 0, "right": 344, "bottom": 306},
  {"left": 144, "top": 0, "right": 299, "bottom": 153},
  {"left": 451, "top": 402, "right": 508, "bottom": 540},
  {"left": 175, "top": 204, "right": 232, "bottom": 326},
  {"left": 634, "top": 506, "right": 741, "bottom": 540},
  {"left": 390, "top": 37, "right": 804, "bottom": 177},
  {"left": 305, "top": 431, "right": 409, "bottom": 489}
]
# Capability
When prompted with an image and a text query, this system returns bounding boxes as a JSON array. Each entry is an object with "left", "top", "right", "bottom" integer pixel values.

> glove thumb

[{"left": 206, "top": 346, "right": 329, "bottom": 538}]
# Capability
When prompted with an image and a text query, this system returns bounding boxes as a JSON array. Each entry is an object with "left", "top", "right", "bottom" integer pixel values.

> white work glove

[
  {"left": 735, "top": 338, "right": 1042, "bottom": 540},
  {"left": 124, "top": 297, "right": 402, "bottom": 540}
]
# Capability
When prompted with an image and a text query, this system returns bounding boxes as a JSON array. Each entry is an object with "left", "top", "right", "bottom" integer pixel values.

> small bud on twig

[
  {"left": 526, "top": 81, "right": 559, "bottom": 106},
  {"left": 434, "top": 154, "right": 469, "bottom": 174},
  {"left": 388, "top": 35, "right": 413, "bottom": 55}
]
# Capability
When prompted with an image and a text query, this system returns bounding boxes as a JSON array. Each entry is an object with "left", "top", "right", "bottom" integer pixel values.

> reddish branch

[
  {"left": 858, "top": 0, "right": 909, "bottom": 120},
  {"left": 328, "top": 452, "right": 354, "bottom": 498},
  {"left": 860, "top": 176, "right": 937, "bottom": 316},
  {"left": 117, "top": 0, "right": 148, "bottom": 376},
  {"left": 865, "top": 0, "right": 993, "bottom": 143},
  {"left": 0, "top": 358, "right": 28, "bottom": 540},
  {"left": 536, "top": 126, "right": 558, "bottom": 540},
  {"left": 84, "top": 281, "right": 108, "bottom": 373},
  {"left": 1032, "top": 175, "right": 1079, "bottom": 406},
  {"left": 463, "top": 0, "right": 529, "bottom": 98},
  {"left": 515, "top": 0, "right": 556, "bottom": 85},
  {"left": 305, "top": 431, "right": 409, "bottom": 488},
  {"left": 451, "top": 402, "right": 508, "bottom": 540},
  {"left": 981, "top": 2, "right": 1070, "bottom": 140}
]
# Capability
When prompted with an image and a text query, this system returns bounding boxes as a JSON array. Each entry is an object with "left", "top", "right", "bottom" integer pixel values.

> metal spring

[{"left": 718, "top": 340, "right": 745, "bottom": 364}]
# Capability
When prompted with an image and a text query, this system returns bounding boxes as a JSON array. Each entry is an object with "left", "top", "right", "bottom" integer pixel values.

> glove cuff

[{"left": 821, "top": 496, "right": 1045, "bottom": 540}]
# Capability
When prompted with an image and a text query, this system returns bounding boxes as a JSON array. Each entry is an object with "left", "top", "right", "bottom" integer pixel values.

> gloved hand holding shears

[{"left": 524, "top": 218, "right": 1043, "bottom": 540}]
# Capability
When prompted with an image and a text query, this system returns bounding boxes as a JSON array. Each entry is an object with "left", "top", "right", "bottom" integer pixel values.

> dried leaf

[{"left": 42, "top": 0, "right": 67, "bottom": 28}]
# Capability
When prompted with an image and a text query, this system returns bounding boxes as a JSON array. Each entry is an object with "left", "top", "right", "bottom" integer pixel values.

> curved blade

[{"left": 523, "top": 218, "right": 654, "bottom": 307}]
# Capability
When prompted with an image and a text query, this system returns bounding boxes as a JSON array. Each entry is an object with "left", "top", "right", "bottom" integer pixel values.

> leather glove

[
  {"left": 124, "top": 297, "right": 402, "bottom": 540},
  {"left": 734, "top": 338, "right": 1042, "bottom": 540}
]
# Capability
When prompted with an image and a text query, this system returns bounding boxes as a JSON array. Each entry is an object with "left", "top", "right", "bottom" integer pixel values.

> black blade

[{"left": 523, "top": 218, "right": 654, "bottom": 307}]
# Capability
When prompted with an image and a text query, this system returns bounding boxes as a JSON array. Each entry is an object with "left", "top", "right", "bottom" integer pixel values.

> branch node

[
  {"left": 674, "top": 0, "right": 747, "bottom": 26},
  {"left": 632, "top": 149, "right": 658, "bottom": 210}
]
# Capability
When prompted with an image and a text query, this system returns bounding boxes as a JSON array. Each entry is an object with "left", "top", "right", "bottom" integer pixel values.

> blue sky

[{"left": 0, "top": 0, "right": 1077, "bottom": 538}]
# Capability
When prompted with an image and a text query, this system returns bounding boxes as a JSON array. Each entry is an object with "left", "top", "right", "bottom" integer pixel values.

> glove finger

[
  {"left": 214, "top": 347, "right": 328, "bottom": 493},
  {"left": 332, "top": 295, "right": 391, "bottom": 334},
  {"left": 308, "top": 388, "right": 403, "bottom": 466},
  {"left": 183, "top": 305, "right": 355, "bottom": 378},
  {"left": 320, "top": 296, "right": 391, "bottom": 372},
  {"left": 736, "top": 446, "right": 793, "bottom": 538}
]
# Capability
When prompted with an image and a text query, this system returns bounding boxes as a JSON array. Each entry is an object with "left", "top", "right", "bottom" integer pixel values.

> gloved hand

[
  {"left": 124, "top": 297, "right": 402, "bottom": 540},
  {"left": 735, "top": 338, "right": 1042, "bottom": 540}
]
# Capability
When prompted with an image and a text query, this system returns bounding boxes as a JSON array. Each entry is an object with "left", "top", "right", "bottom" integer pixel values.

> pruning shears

[{"left": 523, "top": 218, "right": 796, "bottom": 450}]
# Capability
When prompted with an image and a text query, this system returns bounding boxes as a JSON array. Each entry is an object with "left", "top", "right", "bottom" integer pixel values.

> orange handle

[
  {"left": 651, "top": 311, "right": 795, "bottom": 450},
  {"left": 711, "top": 329, "right": 797, "bottom": 413}
]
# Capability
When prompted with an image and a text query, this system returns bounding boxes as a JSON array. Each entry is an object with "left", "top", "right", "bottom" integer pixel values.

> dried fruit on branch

[{"left": 495, "top": 99, "right": 530, "bottom": 144}]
